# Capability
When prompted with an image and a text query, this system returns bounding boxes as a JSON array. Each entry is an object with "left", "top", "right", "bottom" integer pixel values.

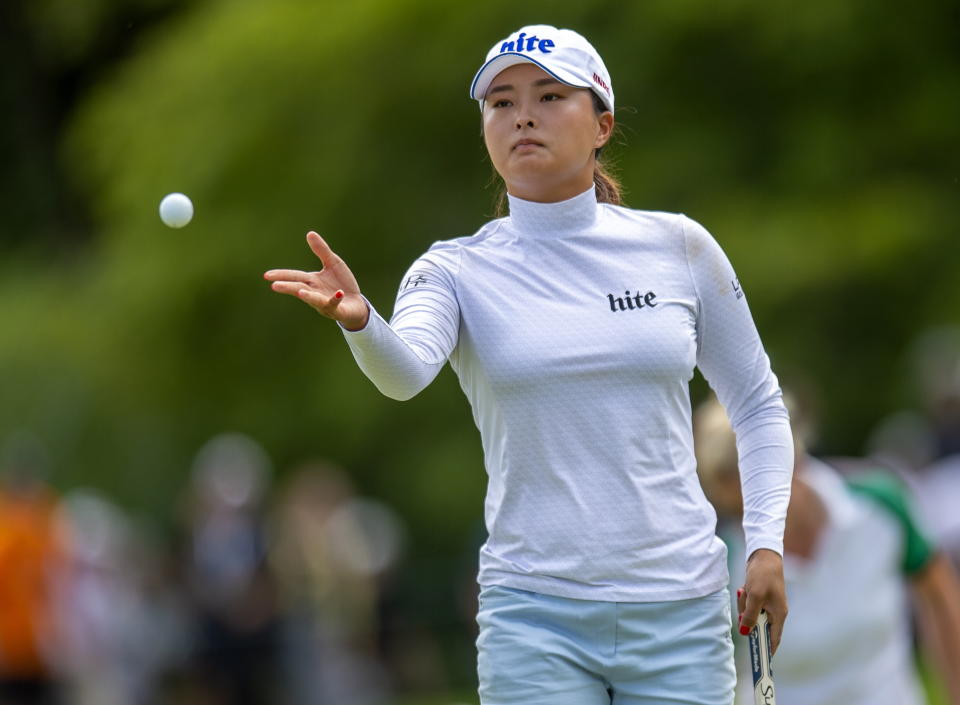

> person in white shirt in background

[
  {"left": 266, "top": 24, "right": 793, "bottom": 705},
  {"left": 694, "top": 394, "right": 960, "bottom": 705}
]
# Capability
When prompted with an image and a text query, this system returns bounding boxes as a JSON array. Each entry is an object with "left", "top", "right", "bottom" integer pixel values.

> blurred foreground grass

[
  {"left": 919, "top": 657, "right": 948, "bottom": 705},
  {"left": 393, "top": 695, "right": 477, "bottom": 705}
]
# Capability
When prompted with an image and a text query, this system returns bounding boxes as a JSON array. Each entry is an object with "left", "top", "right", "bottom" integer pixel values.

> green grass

[
  {"left": 919, "top": 657, "right": 948, "bottom": 705},
  {"left": 389, "top": 693, "right": 478, "bottom": 705}
]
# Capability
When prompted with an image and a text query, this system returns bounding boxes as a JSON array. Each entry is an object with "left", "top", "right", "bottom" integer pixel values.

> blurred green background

[{"left": 1, "top": 0, "right": 958, "bottom": 700}]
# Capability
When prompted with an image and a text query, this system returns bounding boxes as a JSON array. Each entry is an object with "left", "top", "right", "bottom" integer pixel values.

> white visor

[{"left": 469, "top": 25, "right": 614, "bottom": 113}]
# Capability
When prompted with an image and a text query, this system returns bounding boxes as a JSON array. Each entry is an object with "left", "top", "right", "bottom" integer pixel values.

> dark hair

[{"left": 490, "top": 90, "right": 623, "bottom": 217}]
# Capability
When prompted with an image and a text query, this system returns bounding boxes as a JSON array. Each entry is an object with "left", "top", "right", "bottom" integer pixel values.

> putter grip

[{"left": 749, "top": 611, "right": 776, "bottom": 705}]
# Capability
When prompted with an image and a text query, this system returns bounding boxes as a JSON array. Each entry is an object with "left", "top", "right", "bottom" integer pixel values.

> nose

[{"left": 514, "top": 100, "right": 537, "bottom": 130}]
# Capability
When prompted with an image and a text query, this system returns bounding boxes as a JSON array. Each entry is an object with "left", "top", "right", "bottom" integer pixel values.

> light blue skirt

[{"left": 476, "top": 585, "right": 735, "bottom": 705}]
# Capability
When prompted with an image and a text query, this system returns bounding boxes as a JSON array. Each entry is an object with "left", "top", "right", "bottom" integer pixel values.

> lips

[{"left": 512, "top": 138, "right": 544, "bottom": 151}]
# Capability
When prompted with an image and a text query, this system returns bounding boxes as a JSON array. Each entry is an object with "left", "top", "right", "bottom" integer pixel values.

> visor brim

[{"left": 469, "top": 53, "right": 591, "bottom": 103}]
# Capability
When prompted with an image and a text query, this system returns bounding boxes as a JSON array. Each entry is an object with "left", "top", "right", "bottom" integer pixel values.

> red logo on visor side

[{"left": 593, "top": 73, "right": 611, "bottom": 95}]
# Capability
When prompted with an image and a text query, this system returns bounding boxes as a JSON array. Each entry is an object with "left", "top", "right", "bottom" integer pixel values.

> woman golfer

[{"left": 265, "top": 24, "right": 793, "bottom": 705}]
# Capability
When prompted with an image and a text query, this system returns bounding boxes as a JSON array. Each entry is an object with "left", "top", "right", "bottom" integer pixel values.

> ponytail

[{"left": 593, "top": 158, "right": 622, "bottom": 207}]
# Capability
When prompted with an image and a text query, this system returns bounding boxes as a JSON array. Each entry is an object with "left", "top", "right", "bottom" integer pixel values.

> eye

[
  {"left": 491, "top": 99, "right": 512, "bottom": 108},
  {"left": 541, "top": 93, "right": 562, "bottom": 102}
]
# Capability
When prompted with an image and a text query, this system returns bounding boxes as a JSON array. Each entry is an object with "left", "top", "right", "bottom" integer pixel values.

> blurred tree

[{"left": 0, "top": 0, "right": 188, "bottom": 257}]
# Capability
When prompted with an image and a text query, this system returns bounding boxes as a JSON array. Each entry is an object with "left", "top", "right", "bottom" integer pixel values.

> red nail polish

[
  {"left": 335, "top": 291, "right": 343, "bottom": 299},
  {"left": 737, "top": 589, "right": 742, "bottom": 599},
  {"left": 739, "top": 625, "right": 750, "bottom": 636}
]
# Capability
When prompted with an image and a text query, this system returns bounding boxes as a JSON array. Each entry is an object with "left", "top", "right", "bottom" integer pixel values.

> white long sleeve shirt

[{"left": 341, "top": 186, "right": 793, "bottom": 602}]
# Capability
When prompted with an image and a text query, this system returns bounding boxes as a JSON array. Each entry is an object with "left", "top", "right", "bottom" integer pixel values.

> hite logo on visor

[{"left": 499, "top": 31, "right": 556, "bottom": 54}]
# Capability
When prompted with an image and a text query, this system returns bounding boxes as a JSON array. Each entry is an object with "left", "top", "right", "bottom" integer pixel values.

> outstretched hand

[
  {"left": 264, "top": 231, "right": 369, "bottom": 330},
  {"left": 737, "top": 548, "right": 788, "bottom": 654}
]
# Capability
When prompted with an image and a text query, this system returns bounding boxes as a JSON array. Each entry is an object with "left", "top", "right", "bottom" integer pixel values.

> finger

[
  {"left": 769, "top": 612, "right": 784, "bottom": 654},
  {"left": 736, "top": 587, "right": 747, "bottom": 628},
  {"left": 270, "top": 281, "right": 325, "bottom": 298},
  {"left": 299, "top": 287, "right": 344, "bottom": 317},
  {"left": 764, "top": 601, "right": 787, "bottom": 654},
  {"left": 739, "top": 591, "right": 762, "bottom": 636},
  {"left": 306, "top": 231, "right": 339, "bottom": 268},
  {"left": 264, "top": 269, "right": 313, "bottom": 283}
]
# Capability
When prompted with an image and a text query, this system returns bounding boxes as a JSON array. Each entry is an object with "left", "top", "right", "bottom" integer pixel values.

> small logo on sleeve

[
  {"left": 607, "top": 290, "right": 657, "bottom": 312},
  {"left": 404, "top": 273, "right": 429, "bottom": 290},
  {"left": 732, "top": 278, "right": 744, "bottom": 299}
]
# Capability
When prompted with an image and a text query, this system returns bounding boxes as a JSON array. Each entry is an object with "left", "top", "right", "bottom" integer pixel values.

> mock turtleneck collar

[{"left": 506, "top": 186, "right": 600, "bottom": 236}]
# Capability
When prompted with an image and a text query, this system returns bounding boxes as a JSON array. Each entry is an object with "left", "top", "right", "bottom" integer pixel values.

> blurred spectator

[
  {"left": 913, "top": 453, "right": 960, "bottom": 573},
  {"left": 268, "top": 461, "right": 403, "bottom": 705},
  {"left": 866, "top": 410, "right": 938, "bottom": 476},
  {"left": 0, "top": 432, "right": 62, "bottom": 705},
  {"left": 908, "top": 326, "right": 960, "bottom": 459},
  {"left": 867, "top": 327, "right": 960, "bottom": 572},
  {"left": 47, "top": 490, "right": 186, "bottom": 705},
  {"left": 908, "top": 327, "right": 960, "bottom": 573},
  {"left": 694, "top": 396, "right": 960, "bottom": 705},
  {"left": 180, "top": 433, "right": 280, "bottom": 705}
]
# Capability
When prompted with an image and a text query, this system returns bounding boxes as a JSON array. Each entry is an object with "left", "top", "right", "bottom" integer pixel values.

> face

[{"left": 482, "top": 63, "right": 614, "bottom": 203}]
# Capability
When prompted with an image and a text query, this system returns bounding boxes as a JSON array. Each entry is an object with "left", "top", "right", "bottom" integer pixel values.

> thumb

[
  {"left": 298, "top": 287, "right": 344, "bottom": 318},
  {"left": 305, "top": 231, "right": 338, "bottom": 268}
]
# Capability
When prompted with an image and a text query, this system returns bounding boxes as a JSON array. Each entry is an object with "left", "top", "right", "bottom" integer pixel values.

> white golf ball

[{"left": 159, "top": 192, "right": 194, "bottom": 228}]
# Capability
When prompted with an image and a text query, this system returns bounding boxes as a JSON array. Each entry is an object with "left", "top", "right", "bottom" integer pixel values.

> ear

[{"left": 595, "top": 111, "right": 615, "bottom": 149}]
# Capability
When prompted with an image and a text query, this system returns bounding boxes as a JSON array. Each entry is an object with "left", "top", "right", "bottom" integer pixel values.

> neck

[
  {"left": 504, "top": 156, "right": 597, "bottom": 204},
  {"left": 507, "top": 175, "right": 596, "bottom": 203},
  {"left": 506, "top": 185, "right": 600, "bottom": 236}
]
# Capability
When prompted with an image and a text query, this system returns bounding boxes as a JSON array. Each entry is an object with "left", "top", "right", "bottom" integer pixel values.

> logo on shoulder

[
  {"left": 404, "top": 272, "right": 429, "bottom": 290},
  {"left": 732, "top": 278, "right": 744, "bottom": 300},
  {"left": 500, "top": 31, "right": 555, "bottom": 54}
]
